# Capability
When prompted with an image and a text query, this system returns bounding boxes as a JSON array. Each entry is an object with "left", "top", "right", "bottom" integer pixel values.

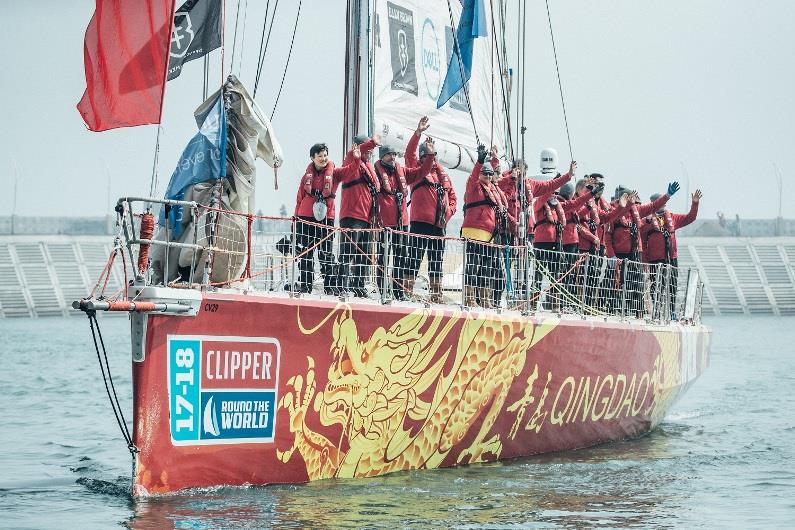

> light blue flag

[
  {"left": 159, "top": 91, "right": 227, "bottom": 238},
  {"left": 436, "top": 0, "right": 488, "bottom": 109}
]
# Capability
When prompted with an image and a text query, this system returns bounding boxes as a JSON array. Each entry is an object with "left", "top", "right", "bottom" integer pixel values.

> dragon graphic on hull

[{"left": 277, "top": 305, "right": 557, "bottom": 480}]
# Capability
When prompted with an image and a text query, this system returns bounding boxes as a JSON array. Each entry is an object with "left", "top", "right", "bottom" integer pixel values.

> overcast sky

[{"left": 1, "top": 0, "right": 793, "bottom": 219}]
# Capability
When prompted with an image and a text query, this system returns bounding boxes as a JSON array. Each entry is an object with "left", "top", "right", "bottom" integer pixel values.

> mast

[{"left": 342, "top": 0, "right": 372, "bottom": 156}]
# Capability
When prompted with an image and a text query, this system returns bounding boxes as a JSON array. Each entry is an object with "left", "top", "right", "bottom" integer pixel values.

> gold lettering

[
  {"left": 604, "top": 374, "right": 627, "bottom": 420},
  {"left": 591, "top": 375, "right": 613, "bottom": 421},
  {"left": 566, "top": 376, "right": 588, "bottom": 424},
  {"left": 616, "top": 373, "right": 637, "bottom": 418},
  {"left": 632, "top": 372, "right": 651, "bottom": 416},
  {"left": 526, "top": 372, "right": 552, "bottom": 433},
  {"left": 551, "top": 376, "right": 576, "bottom": 425},
  {"left": 578, "top": 375, "right": 599, "bottom": 422}
]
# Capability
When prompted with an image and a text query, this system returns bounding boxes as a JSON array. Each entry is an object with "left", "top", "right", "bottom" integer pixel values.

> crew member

[
  {"left": 557, "top": 181, "right": 603, "bottom": 296},
  {"left": 609, "top": 182, "right": 679, "bottom": 317},
  {"left": 403, "top": 117, "right": 457, "bottom": 303},
  {"left": 294, "top": 142, "right": 357, "bottom": 294},
  {"left": 641, "top": 189, "right": 702, "bottom": 318},
  {"left": 462, "top": 145, "right": 512, "bottom": 308},
  {"left": 335, "top": 134, "right": 380, "bottom": 297},
  {"left": 374, "top": 144, "right": 434, "bottom": 300}
]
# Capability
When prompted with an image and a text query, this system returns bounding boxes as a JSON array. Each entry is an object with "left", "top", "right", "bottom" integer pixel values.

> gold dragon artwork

[{"left": 277, "top": 305, "right": 558, "bottom": 480}]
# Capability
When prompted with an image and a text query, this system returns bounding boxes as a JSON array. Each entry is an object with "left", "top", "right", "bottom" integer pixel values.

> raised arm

[
  {"left": 404, "top": 150, "right": 434, "bottom": 182},
  {"left": 561, "top": 189, "right": 594, "bottom": 213},
  {"left": 672, "top": 190, "right": 701, "bottom": 229},
  {"left": 530, "top": 161, "right": 577, "bottom": 197}
]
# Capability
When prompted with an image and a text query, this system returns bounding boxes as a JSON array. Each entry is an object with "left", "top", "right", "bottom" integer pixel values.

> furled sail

[
  {"left": 151, "top": 75, "right": 283, "bottom": 285},
  {"left": 373, "top": 0, "right": 508, "bottom": 172}
]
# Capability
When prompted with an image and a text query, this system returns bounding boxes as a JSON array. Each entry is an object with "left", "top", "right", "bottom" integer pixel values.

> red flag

[{"left": 77, "top": 0, "right": 177, "bottom": 132}]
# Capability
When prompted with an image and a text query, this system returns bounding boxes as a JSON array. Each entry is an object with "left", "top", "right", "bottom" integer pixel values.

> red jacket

[
  {"left": 497, "top": 170, "right": 571, "bottom": 238},
  {"left": 641, "top": 200, "right": 699, "bottom": 262},
  {"left": 338, "top": 139, "right": 380, "bottom": 223},
  {"left": 462, "top": 162, "right": 511, "bottom": 235},
  {"left": 294, "top": 160, "right": 356, "bottom": 219},
  {"left": 577, "top": 197, "right": 626, "bottom": 252},
  {"left": 559, "top": 192, "right": 595, "bottom": 245},
  {"left": 533, "top": 197, "right": 566, "bottom": 244},
  {"left": 404, "top": 133, "right": 457, "bottom": 228},
  {"left": 610, "top": 194, "right": 670, "bottom": 256},
  {"left": 374, "top": 155, "right": 433, "bottom": 228}
]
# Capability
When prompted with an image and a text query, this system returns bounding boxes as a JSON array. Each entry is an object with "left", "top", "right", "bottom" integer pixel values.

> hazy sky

[{"left": 1, "top": 0, "right": 793, "bottom": 219}]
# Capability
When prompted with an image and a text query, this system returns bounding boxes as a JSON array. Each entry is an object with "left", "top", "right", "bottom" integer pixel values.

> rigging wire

[
  {"left": 237, "top": 0, "right": 250, "bottom": 77},
  {"left": 545, "top": 0, "right": 574, "bottom": 160},
  {"left": 254, "top": 0, "right": 278, "bottom": 97},
  {"left": 445, "top": 0, "right": 480, "bottom": 147},
  {"left": 270, "top": 0, "right": 302, "bottom": 120},
  {"left": 230, "top": 0, "right": 242, "bottom": 73},
  {"left": 148, "top": 125, "right": 163, "bottom": 202},
  {"left": 489, "top": 0, "right": 514, "bottom": 162}
]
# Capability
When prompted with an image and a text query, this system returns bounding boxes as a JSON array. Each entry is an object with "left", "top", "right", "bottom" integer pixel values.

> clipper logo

[
  {"left": 387, "top": 2, "right": 418, "bottom": 95},
  {"left": 170, "top": 12, "right": 195, "bottom": 58},
  {"left": 167, "top": 335, "right": 281, "bottom": 445}
]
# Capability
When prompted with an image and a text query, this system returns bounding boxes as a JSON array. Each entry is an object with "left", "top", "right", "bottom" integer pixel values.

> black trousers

[
  {"left": 337, "top": 217, "right": 372, "bottom": 291},
  {"left": 406, "top": 222, "right": 445, "bottom": 280},
  {"left": 464, "top": 240, "right": 501, "bottom": 291},
  {"left": 615, "top": 252, "right": 644, "bottom": 316},
  {"left": 296, "top": 216, "right": 334, "bottom": 291},
  {"left": 376, "top": 228, "right": 409, "bottom": 293},
  {"left": 561, "top": 243, "right": 580, "bottom": 295},
  {"left": 648, "top": 258, "right": 679, "bottom": 318},
  {"left": 533, "top": 241, "right": 559, "bottom": 297}
]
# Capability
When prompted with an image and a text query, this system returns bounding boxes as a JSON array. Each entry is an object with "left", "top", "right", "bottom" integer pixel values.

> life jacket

[
  {"left": 613, "top": 204, "right": 643, "bottom": 257},
  {"left": 411, "top": 165, "right": 452, "bottom": 228},
  {"left": 303, "top": 162, "right": 335, "bottom": 199},
  {"left": 644, "top": 210, "right": 675, "bottom": 262},
  {"left": 537, "top": 199, "right": 566, "bottom": 250},
  {"left": 374, "top": 161, "right": 409, "bottom": 228}
]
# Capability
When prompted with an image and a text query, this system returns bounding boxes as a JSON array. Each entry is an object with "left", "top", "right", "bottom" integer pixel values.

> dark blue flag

[
  {"left": 168, "top": 0, "right": 222, "bottom": 81},
  {"left": 436, "top": 0, "right": 488, "bottom": 109}
]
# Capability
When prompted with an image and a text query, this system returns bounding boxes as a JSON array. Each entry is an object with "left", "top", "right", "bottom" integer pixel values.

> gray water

[{"left": 0, "top": 316, "right": 793, "bottom": 529}]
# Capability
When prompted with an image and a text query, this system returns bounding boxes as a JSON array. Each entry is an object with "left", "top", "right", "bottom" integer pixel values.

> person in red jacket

[
  {"left": 574, "top": 178, "right": 630, "bottom": 307},
  {"left": 461, "top": 145, "right": 512, "bottom": 308},
  {"left": 335, "top": 134, "right": 380, "bottom": 297},
  {"left": 641, "top": 189, "right": 702, "bottom": 318},
  {"left": 608, "top": 181, "right": 679, "bottom": 317},
  {"left": 373, "top": 144, "right": 434, "bottom": 300},
  {"left": 293, "top": 142, "right": 358, "bottom": 294},
  {"left": 555, "top": 181, "right": 602, "bottom": 298},
  {"left": 403, "top": 117, "right": 457, "bottom": 303}
]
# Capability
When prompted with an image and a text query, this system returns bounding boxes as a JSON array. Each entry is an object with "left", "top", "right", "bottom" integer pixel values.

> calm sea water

[{"left": 0, "top": 315, "right": 793, "bottom": 529}]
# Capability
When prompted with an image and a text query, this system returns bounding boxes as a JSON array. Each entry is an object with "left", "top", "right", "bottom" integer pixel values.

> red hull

[{"left": 132, "top": 293, "right": 710, "bottom": 495}]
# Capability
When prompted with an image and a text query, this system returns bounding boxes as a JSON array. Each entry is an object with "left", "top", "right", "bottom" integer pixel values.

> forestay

[{"left": 373, "top": 0, "right": 508, "bottom": 172}]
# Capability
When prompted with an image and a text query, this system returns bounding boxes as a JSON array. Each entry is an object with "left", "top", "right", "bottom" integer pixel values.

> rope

[
  {"left": 87, "top": 312, "right": 137, "bottom": 454},
  {"left": 270, "top": 0, "right": 302, "bottom": 121},
  {"left": 237, "top": 0, "right": 250, "bottom": 77},
  {"left": 147, "top": 125, "right": 163, "bottom": 201},
  {"left": 545, "top": 0, "right": 574, "bottom": 161},
  {"left": 137, "top": 213, "right": 155, "bottom": 275},
  {"left": 230, "top": 0, "right": 242, "bottom": 73},
  {"left": 444, "top": 0, "right": 480, "bottom": 147},
  {"left": 253, "top": 0, "right": 278, "bottom": 97}
]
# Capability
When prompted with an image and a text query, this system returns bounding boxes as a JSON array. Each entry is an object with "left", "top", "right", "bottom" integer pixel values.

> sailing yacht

[{"left": 75, "top": 0, "right": 710, "bottom": 496}]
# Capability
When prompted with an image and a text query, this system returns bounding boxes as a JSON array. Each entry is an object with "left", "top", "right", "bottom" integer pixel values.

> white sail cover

[{"left": 373, "top": 0, "right": 508, "bottom": 172}]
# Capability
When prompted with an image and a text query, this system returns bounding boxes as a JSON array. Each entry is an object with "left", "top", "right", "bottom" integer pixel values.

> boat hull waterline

[{"left": 131, "top": 294, "right": 710, "bottom": 495}]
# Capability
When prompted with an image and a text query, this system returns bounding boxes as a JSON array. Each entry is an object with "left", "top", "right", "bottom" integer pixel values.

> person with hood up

[
  {"left": 293, "top": 142, "right": 360, "bottom": 294},
  {"left": 403, "top": 117, "right": 457, "bottom": 303},
  {"left": 641, "top": 189, "right": 702, "bottom": 318},
  {"left": 335, "top": 133, "right": 380, "bottom": 297},
  {"left": 373, "top": 143, "right": 434, "bottom": 300}
]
